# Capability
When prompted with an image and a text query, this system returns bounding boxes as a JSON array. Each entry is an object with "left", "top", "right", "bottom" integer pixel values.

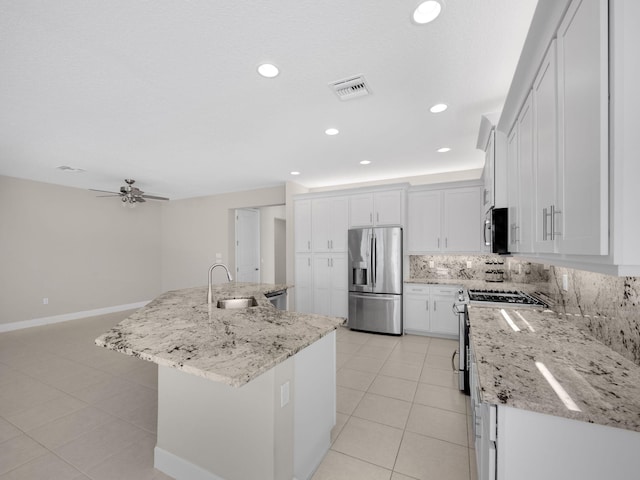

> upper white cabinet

[
  {"left": 311, "top": 196, "right": 348, "bottom": 253},
  {"left": 349, "top": 189, "right": 404, "bottom": 227},
  {"left": 408, "top": 184, "right": 481, "bottom": 254},
  {"left": 294, "top": 199, "right": 312, "bottom": 253},
  {"left": 556, "top": 0, "right": 608, "bottom": 255},
  {"left": 517, "top": 91, "right": 535, "bottom": 254},
  {"left": 533, "top": 40, "right": 559, "bottom": 253},
  {"left": 482, "top": 129, "right": 495, "bottom": 213},
  {"left": 506, "top": 125, "right": 520, "bottom": 253}
]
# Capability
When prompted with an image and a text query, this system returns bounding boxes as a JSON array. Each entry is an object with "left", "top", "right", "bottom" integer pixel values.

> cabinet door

[
  {"left": 312, "top": 254, "right": 332, "bottom": 316},
  {"left": 374, "top": 190, "right": 403, "bottom": 226},
  {"left": 517, "top": 91, "right": 535, "bottom": 253},
  {"left": 443, "top": 187, "right": 481, "bottom": 252},
  {"left": 430, "top": 295, "right": 459, "bottom": 336},
  {"left": 311, "top": 196, "right": 348, "bottom": 252},
  {"left": 557, "top": 0, "right": 608, "bottom": 255},
  {"left": 407, "top": 190, "right": 442, "bottom": 252},
  {"left": 329, "top": 253, "right": 348, "bottom": 318},
  {"left": 483, "top": 129, "right": 495, "bottom": 212},
  {"left": 294, "top": 200, "right": 312, "bottom": 252},
  {"left": 294, "top": 254, "right": 313, "bottom": 313},
  {"left": 328, "top": 197, "right": 349, "bottom": 252},
  {"left": 507, "top": 126, "right": 520, "bottom": 252},
  {"left": 349, "top": 193, "right": 374, "bottom": 227},
  {"left": 404, "top": 295, "right": 430, "bottom": 333},
  {"left": 533, "top": 41, "right": 558, "bottom": 253}
]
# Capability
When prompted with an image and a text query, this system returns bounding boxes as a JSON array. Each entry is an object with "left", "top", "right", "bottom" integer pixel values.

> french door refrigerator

[{"left": 347, "top": 227, "right": 403, "bottom": 335}]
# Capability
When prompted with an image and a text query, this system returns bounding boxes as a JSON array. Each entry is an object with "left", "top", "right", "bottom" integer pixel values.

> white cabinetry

[
  {"left": 533, "top": 41, "right": 559, "bottom": 253},
  {"left": 482, "top": 129, "right": 495, "bottom": 213},
  {"left": 506, "top": 91, "right": 535, "bottom": 254},
  {"left": 408, "top": 185, "right": 481, "bottom": 254},
  {"left": 312, "top": 196, "right": 348, "bottom": 253},
  {"left": 294, "top": 254, "right": 313, "bottom": 314},
  {"left": 294, "top": 199, "right": 312, "bottom": 253},
  {"left": 349, "top": 189, "right": 404, "bottom": 227},
  {"left": 556, "top": 0, "right": 608, "bottom": 255},
  {"left": 403, "top": 283, "right": 459, "bottom": 338},
  {"left": 313, "top": 253, "right": 347, "bottom": 318}
]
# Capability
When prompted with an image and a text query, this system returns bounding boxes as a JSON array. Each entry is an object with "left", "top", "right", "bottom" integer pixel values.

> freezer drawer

[{"left": 348, "top": 292, "right": 402, "bottom": 335}]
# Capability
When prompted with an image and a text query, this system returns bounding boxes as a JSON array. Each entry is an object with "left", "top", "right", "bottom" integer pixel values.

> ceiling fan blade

[
  {"left": 142, "top": 194, "right": 170, "bottom": 201},
  {"left": 90, "top": 189, "right": 120, "bottom": 195},
  {"left": 135, "top": 197, "right": 146, "bottom": 203},
  {"left": 96, "top": 194, "right": 122, "bottom": 197}
]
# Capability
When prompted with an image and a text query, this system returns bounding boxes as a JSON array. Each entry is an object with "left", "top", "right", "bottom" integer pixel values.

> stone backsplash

[
  {"left": 548, "top": 266, "right": 640, "bottom": 366},
  {"left": 408, "top": 254, "right": 550, "bottom": 285},
  {"left": 408, "top": 254, "right": 640, "bottom": 366}
]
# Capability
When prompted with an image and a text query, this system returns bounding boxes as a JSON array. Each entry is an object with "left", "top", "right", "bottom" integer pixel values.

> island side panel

[
  {"left": 155, "top": 362, "right": 289, "bottom": 480},
  {"left": 294, "top": 330, "right": 336, "bottom": 480}
]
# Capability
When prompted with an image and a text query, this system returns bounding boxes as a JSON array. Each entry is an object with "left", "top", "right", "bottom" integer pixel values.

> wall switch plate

[
  {"left": 466, "top": 261, "right": 472, "bottom": 268},
  {"left": 280, "top": 381, "right": 290, "bottom": 407},
  {"left": 562, "top": 274, "right": 569, "bottom": 291},
  {"left": 429, "top": 261, "right": 435, "bottom": 268},
  {"left": 42, "top": 297, "right": 48, "bottom": 305},
  {"left": 215, "top": 253, "right": 222, "bottom": 261}
]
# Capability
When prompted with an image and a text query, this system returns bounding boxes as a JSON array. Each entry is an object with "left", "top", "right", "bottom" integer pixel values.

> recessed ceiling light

[
  {"left": 290, "top": 171, "right": 300, "bottom": 176},
  {"left": 413, "top": 1, "right": 443, "bottom": 24},
  {"left": 257, "top": 63, "right": 279, "bottom": 78},
  {"left": 325, "top": 128, "right": 339, "bottom": 136},
  {"left": 430, "top": 103, "right": 448, "bottom": 113},
  {"left": 437, "top": 147, "right": 451, "bottom": 153},
  {"left": 360, "top": 160, "right": 371, "bottom": 165}
]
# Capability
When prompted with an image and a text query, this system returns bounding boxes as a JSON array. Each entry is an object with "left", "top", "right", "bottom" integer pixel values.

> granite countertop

[
  {"left": 469, "top": 306, "right": 640, "bottom": 432},
  {"left": 95, "top": 283, "right": 344, "bottom": 387}
]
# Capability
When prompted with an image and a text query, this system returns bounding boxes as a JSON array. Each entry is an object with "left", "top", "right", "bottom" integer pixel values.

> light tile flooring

[
  {"left": 0, "top": 312, "right": 477, "bottom": 480},
  {"left": 312, "top": 326, "right": 477, "bottom": 480}
]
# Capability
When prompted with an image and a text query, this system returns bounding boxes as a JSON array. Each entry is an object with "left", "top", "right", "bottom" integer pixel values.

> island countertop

[
  {"left": 95, "top": 283, "right": 344, "bottom": 387},
  {"left": 469, "top": 306, "right": 640, "bottom": 432}
]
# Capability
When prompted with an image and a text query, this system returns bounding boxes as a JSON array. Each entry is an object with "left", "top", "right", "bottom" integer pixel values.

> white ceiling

[{"left": 0, "top": 0, "right": 538, "bottom": 200}]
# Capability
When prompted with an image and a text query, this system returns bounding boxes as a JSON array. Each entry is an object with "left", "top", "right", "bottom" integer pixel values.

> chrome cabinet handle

[
  {"left": 308, "top": 258, "right": 311, "bottom": 267},
  {"left": 551, "top": 205, "right": 562, "bottom": 238},
  {"left": 434, "top": 301, "right": 437, "bottom": 311},
  {"left": 451, "top": 350, "right": 458, "bottom": 372},
  {"left": 369, "top": 213, "right": 373, "bottom": 224},
  {"left": 426, "top": 300, "right": 429, "bottom": 311},
  {"left": 437, "top": 238, "right": 440, "bottom": 248},
  {"left": 445, "top": 238, "right": 448, "bottom": 248},
  {"left": 307, "top": 240, "right": 310, "bottom": 250},
  {"left": 376, "top": 212, "right": 379, "bottom": 223}
]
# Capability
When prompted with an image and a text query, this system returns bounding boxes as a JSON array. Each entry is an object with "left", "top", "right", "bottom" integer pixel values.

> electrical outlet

[
  {"left": 517, "top": 264, "right": 522, "bottom": 274},
  {"left": 466, "top": 261, "right": 472, "bottom": 268},
  {"left": 215, "top": 253, "right": 222, "bottom": 261},
  {"left": 280, "top": 381, "right": 290, "bottom": 407},
  {"left": 562, "top": 274, "right": 569, "bottom": 291},
  {"left": 42, "top": 297, "right": 48, "bottom": 305},
  {"left": 429, "top": 260, "right": 435, "bottom": 268}
]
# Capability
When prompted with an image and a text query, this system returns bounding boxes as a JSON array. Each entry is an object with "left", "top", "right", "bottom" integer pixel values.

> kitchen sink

[{"left": 216, "top": 297, "right": 258, "bottom": 309}]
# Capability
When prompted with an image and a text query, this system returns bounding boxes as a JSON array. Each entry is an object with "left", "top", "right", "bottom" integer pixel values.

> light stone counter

[
  {"left": 95, "top": 282, "right": 344, "bottom": 387},
  {"left": 469, "top": 306, "right": 640, "bottom": 432}
]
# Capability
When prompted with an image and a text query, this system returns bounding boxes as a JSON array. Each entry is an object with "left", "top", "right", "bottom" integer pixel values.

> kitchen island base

[{"left": 154, "top": 331, "right": 336, "bottom": 480}]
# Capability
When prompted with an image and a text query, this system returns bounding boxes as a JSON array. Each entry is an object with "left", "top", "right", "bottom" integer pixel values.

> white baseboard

[
  {"left": 154, "top": 447, "right": 224, "bottom": 480},
  {"left": 0, "top": 301, "right": 150, "bottom": 333}
]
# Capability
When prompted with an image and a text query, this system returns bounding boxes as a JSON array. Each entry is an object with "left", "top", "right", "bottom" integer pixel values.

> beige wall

[
  {"left": 160, "top": 186, "right": 285, "bottom": 291},
  {"left": 0, "top": 175, "right": 162, "bottom": 325}
]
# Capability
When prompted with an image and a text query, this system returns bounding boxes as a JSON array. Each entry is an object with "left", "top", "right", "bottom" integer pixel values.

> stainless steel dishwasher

[{"left": 265, "top": 290, "right": 287, "bottom": 310}]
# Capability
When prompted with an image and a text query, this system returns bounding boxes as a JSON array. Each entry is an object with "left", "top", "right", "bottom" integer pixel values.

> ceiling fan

[{"left": 91, "top": 179, "right": 169, "bottom": 205}]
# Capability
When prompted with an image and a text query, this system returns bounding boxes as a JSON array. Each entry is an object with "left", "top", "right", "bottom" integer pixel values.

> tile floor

[
  {"left": 0, "top": 312, "right": 477, "bottom": 480},
  {"left": 311, "top": 326, "right": 477, "bottom": 480}
]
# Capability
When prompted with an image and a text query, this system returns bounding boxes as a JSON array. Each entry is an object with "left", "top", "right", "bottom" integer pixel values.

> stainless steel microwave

[{"left": 484, "top": 207, "right": 509, "bottom": 254}]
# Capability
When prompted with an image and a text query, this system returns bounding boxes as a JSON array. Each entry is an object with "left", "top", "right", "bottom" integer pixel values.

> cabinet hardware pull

[
  {"left": 551, "top": 205, "right": 562, "bottom": 238},
  {"left": 370, "top": 213, "right": 373, "bottom": 224},
  {"left": 451, "top": 350, "right": 458, "bottom": 372},
  {"left": 445, "top": 238, "right": 448, "bottom": 248},
  {"left": 308, "top": 258, "right": 310, "bottom": 267},
  {"left": 426, "top": 300, "right": 429, "bottom": 311},
  {"left": 543, "top": 207, "right": 548, "bottom": 240},
  {"left": 437, "top": 238, "right": 440, "bottom": 248},
  {"left": 307, "top": 240, "right": 310, "bottom": 250},
  {"left": 434, "top": 301, "right": 437, "bottom": 311},
  {"left": 327, "top": 259, "right": 330, "bottom": 267},
  {"left": 377, "top": 212, "right": 379, "bottom": 223}
]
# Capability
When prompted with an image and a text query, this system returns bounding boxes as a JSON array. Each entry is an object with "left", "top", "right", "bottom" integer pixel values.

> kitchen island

[{"left": 96, "top": 283, "right": 344, "bottom": 480}]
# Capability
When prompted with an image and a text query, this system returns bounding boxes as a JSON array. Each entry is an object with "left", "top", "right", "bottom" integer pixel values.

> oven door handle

[{"left": 451, "top": 349, "right": 459, "bottom": 372}]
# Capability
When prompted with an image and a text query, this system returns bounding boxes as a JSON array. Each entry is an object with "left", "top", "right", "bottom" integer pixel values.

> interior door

[{"left": 235, "top": 208, "right": 261, "bottom": 283}]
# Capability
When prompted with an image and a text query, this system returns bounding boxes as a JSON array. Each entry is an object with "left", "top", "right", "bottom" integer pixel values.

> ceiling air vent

[{"left": 329, "top": 75, "right": 371, "bottom": 101}]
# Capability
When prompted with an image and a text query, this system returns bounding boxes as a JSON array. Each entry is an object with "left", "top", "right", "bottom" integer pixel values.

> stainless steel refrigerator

[{"left": 347, "top": 227, "right": 403, "bottom": 335}]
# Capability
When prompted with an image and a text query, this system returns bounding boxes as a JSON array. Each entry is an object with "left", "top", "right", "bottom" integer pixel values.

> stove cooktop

[{"left": 468, "top": 289, "right": 547, "bottom": 308}]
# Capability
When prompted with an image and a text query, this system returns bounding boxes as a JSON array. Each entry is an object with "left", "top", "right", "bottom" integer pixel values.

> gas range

[{"left": 467, "top": 289, "right": 547, "bottom": 308}]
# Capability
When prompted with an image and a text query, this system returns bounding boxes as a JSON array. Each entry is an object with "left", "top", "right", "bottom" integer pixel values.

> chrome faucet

[{"left": 207, "top": 263, "right": 233, "bottom": 304}]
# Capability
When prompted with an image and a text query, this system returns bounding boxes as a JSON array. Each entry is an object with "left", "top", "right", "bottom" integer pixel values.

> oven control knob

[
  {"left": 458, "top": 295, "right": 465, "bottom": 302},
  {"left": 458, "top": 289, "right": 464, "bottom": 295}
]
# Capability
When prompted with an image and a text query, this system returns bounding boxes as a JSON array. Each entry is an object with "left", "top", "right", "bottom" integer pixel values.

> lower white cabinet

[
  {"left": 312, "top": 253, "right": 348, "bottom": 318},
  {"left": 294, "top": 254, "right": 313, "bottom": 314},
  {"left": 403, "top": 284, "right": 459, "bottom": 338}
]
